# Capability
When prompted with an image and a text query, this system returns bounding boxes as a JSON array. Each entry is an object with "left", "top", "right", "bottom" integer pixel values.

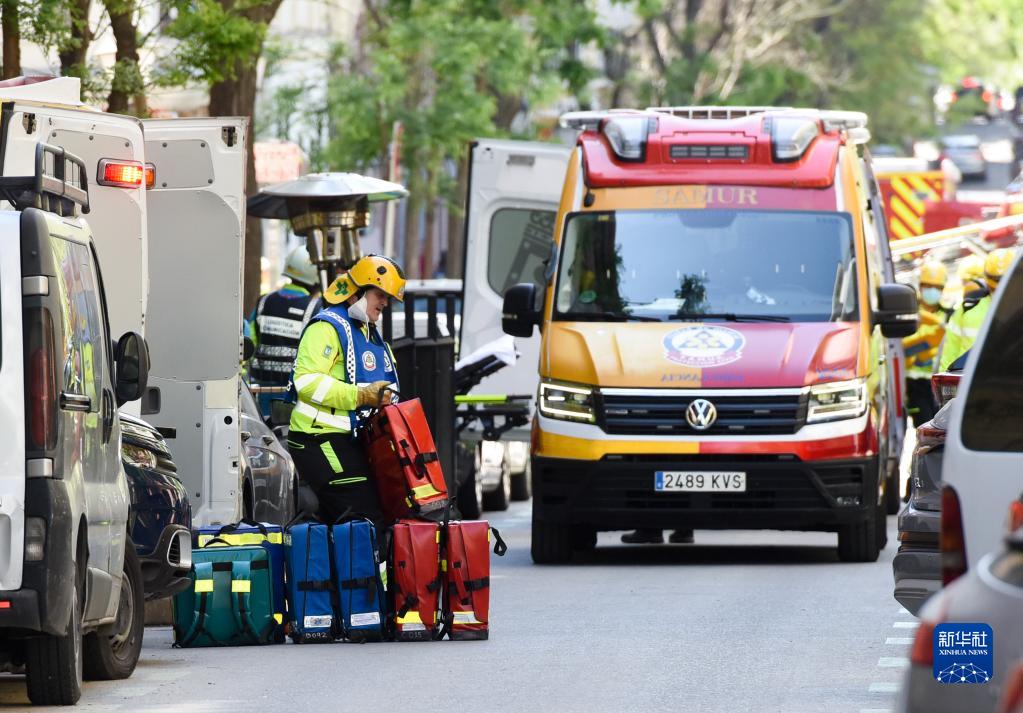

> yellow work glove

[{"left": 357, "top": 381, "right": 393, "bottom": 408}]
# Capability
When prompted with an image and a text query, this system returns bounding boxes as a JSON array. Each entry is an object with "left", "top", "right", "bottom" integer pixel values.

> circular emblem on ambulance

[
  {"left": 663, "top": 325, "right": 745, "bottom": 369},
  {"left": 362, "top": 351, "right": 377, "bottom": 371}
]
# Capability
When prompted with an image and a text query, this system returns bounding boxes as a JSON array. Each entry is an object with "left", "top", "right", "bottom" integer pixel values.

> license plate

[{"left": 655, "top": 471, "right": 746, "bottom": 492}]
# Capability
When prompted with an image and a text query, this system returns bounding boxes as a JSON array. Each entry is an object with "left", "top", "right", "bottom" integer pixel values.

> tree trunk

[
  {"left": 402, "top": 183, "right": 422, "bottom": 280},
  {"left": 210, "top": 59, "right": 264, "bottom": 313},
  {"left": 445, "top": 154, "right": 468, "bottom": 278},
  {"left": 58, "top": 0, "right": 92, "bottom": 77},
  {"left": 105, "top": 0, "right": 142, "bottom": 114},
  {"left": 422, "top": 177, "right": 436, "bottom": 279},
  {"left": 1, "top": 0, "right": 21, "bottom": 80},
  {"left": 206, "top": 0, "right": 284, "bottom": 314}
]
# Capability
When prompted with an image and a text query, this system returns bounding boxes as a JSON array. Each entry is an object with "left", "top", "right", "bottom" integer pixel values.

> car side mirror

[
  {"left": 242, "top": 336, "right": 256, "bottom": 362},
  {"left": 115, "top": 331, "right": 150, "bottom": 406},
  {"left": 502, "top": 283, "right": 540, "bottom": 338},
  {"left": 875, "top": 284, "right": 918, "bottom": 338}
]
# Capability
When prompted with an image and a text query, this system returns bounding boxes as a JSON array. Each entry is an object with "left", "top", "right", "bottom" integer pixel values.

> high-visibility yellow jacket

[
  {"left": 902, "top": 307, "right": 946, "bottom": 379},
  {"left": 938, "top": 295, "right": 991, "bottom": 372},
  {"left": 288, "top": 311, "right": 397, "bottom": 436}
]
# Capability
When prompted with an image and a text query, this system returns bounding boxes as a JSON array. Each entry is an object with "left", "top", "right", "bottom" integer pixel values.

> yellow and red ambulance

[{"left": 501, "top": 107, "right": 919, "bottom": 563}]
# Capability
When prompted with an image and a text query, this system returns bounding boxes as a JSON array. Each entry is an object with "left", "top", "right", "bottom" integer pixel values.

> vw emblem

[{"left": 686, "top": 399, "right": 718, "bottom": 431}]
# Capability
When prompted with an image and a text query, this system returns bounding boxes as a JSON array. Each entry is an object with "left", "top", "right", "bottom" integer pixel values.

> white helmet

[{"left": 283, "top": 246, "right": 317, "bottom": 286}]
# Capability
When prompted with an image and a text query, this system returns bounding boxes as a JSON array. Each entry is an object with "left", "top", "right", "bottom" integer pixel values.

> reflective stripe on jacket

[
  {"left": 249, "top": 283, "right": 319, "bottom": 385},
  {"left": 288, "top": 305, "right": 398, "bottom": 435},
  {"left": 903, "top": 307, "right": 946, "bottom": 379},
  {"left": 938, "top": 295, "right": 990, "bottom": 372}
]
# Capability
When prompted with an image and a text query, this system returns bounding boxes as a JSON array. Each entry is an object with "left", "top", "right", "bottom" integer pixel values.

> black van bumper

[
  {"left": 0, "top": 479, "right": 75, "bottom": 637},
  {"left": 532, "top": 453, "right": 880, "bottom": 531}
]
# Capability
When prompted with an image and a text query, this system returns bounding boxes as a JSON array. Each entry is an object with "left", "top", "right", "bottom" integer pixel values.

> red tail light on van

[
  {"left": 931, "top": 372, "right": 961, "bottom": 407},
  {"left": 941, "top": 484, "right": 968, "bottom": 585},
  {"left": 24, "top": 307, "right": 57, "bottom": 450}
]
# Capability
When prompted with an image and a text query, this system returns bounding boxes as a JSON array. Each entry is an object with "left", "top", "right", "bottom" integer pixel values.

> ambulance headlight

[
  {"left": 539, "top": 381, "right": 596, "bottom": 423},
  {"left": 807, "top": 378, "right": 867, "bottom": 423}
]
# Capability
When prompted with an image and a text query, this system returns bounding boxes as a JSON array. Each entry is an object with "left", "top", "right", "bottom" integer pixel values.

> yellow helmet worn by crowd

[
  {"left": 918, "top": 261, "right": 948, "bottom": 288},
  {"left": 324, "top": 254, "right": 406, "bottom": 305},
  {"left": 984, "top": 248, "right": 1016, "bottom": 288},
  {"left": 957, "top": 254, "right": 984, "bottom": 283}
]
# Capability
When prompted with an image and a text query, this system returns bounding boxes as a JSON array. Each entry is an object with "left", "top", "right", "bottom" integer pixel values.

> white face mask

[{"left": 347, "top": 295, "right": 378, "bottom": 325}]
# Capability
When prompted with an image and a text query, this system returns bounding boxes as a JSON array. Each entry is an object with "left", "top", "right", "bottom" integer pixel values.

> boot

[
  {"left": 620, "top": 528, "right": 664, "bottom": 544},
  {"left": 668, "top": 529, "right": 694, "bottom": 544}
]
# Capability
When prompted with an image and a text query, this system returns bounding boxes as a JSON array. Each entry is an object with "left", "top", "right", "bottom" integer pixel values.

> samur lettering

[{"left": 651, "top": 186, "right": 759, "bottom": 208}]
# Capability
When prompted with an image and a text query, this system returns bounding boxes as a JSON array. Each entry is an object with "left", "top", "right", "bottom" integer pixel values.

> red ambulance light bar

[{"left": 96, "top": 159, "right": 145, "bottom": 189}]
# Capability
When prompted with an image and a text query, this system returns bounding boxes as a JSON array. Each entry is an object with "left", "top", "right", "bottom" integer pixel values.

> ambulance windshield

[{"left": 554, "top": 209, "right": 858, "bottom": 323}]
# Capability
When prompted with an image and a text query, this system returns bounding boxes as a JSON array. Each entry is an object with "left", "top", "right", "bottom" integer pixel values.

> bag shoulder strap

[{"left": 176, "top": 561, "right": 215, "bottom": 647}]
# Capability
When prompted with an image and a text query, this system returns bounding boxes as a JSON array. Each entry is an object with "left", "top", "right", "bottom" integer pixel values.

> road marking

[
  {"left": 893, "top": 621, "right": 919, "bottom": 629},
  {"left": 886, "top": 637, "right": 915, "bottom": 645},
  {"left": 878, "top": 657, "right": 909, "bottom": 668},
  {"left": 869, "top": 682, "right": 900, "bottom": 693},
  {"left": 896, "top": 607, "right": 913, "bottom": 616}
]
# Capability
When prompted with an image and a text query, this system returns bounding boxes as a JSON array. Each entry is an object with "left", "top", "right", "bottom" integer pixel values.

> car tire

[
  {"left": 876, "top": 502, "right": 889, "bottom": 551},
  {"left": 531, "top": 517, "right": 572, "bottom": 564},
  {"left": 885, "top": 462, "right": 901, "bottom": 515},
  {"left": 482, "top": 466, "right": 511, "bottom": 512},
  {"left": 837, "top": 507, "right": 882, "bottom": 563},
  {"left": 26, "top": 576, "right": 83, "bottom": 705},
  {"left": 456, "top": 466, "right": 483, "bottom": 520},
  {"left": 571, "top": 526, "right": 597, "bottom": 552},
  {"left": 510, "top": 460, "right": 531, "bottom": 502},
  {"left": 83, "top": 541, "right": 144, "bottom": 680}
]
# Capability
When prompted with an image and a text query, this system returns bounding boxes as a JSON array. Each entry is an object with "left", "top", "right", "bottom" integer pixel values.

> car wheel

[
  {"left": 885, "top": 461, "right": 901, "bottom": 515},
  {"left": 837, "top": 507, "right": 881, "bottom": 563},
  {"left": 876, "top": 501, "right": 889, "bottom": 551},
  {"left": 510, "top": 459, "right": 531, "bottom": 502},
  {"left": 456, "top": 466, "right": 482, "bottom": 520},
  {"left": 532, "top": 517, "right": 572, "bottom": 564},
  {"left": 84, "top": 540, "right": 144, "bottom": 680},
  {"left": 571, "top": 526, "right": 597, "bottom": 552},
  {"left": 26, "top": 575, "right": 83, "bottom": 704},
  {"left": 482, "top": 465, "right": 511, "bottom": 512},
  {"left": 243, "top": 477, "right": 255, "bottom": 522}
]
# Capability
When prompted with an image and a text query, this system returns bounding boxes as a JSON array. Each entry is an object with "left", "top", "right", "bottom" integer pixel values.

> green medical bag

[{"left": 172, "top": 541, "right": 279, "bottom": 647}]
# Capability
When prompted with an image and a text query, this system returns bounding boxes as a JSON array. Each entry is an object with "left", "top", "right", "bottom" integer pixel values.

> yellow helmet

[
  {"left": 957, "top": 254, "right": 985, "bottom": 283},
  {"left": 918, "top": 261, "right": 948, "bottom": 287},
  {"left": 984, "top": 248, "right": 1016, "bottom": 281},
  {"left": 324, "top": 254, "right": 406, "bottom": 305}
]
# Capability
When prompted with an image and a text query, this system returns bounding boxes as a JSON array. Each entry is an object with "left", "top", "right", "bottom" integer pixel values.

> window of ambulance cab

[
  {"left": 554, "top": 209, "right": 859, "bottom": 323},
  {"left": 488, "top": 208, "right": 557, "bottom": 297},
  {"left": 961, "top": 258, "right": 1023, "bottom": 451},
  {"left": 50, "top": 237, "right": 88, "bottom": 398}
]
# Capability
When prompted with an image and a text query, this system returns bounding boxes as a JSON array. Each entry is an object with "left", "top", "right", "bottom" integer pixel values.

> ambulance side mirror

[
  {"left": 875, "top": 283, "right": 919, "bottom": 338},
  {"left": 115, "top": 331, "right": 150, "bottom": 406},
  {"left": 502, "top": 283, "right": 540, "bottom": 338}
]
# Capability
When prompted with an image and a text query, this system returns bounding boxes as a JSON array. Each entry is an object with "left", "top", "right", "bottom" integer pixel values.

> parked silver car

[
  {"left": 898, "top": 527, "right": 1023, "bottom": 712},
  {"left": 239, "top": 383, "right": 297, "bottom": 525}
]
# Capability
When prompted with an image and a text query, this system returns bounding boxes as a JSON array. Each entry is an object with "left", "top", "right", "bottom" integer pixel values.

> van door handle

[
  {"left": 877, "top": 354, "right": 887, "bottom": 365},
  {"left": 60, "top": 392, "right": 92, "bottom": 412}
]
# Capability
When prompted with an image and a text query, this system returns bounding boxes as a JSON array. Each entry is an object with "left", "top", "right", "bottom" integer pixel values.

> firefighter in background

[
  {"left": 902, "top": 262, "right": 948, "bottom": 426},
  {"left": 247, "top": 246, "right": 321, "bottom": 418},
  {"left": 939, "top": 248, "right": 1016, "bottom": 371},
  {"left": 287, "top": 255, "right": 405, "bottom": 524}
]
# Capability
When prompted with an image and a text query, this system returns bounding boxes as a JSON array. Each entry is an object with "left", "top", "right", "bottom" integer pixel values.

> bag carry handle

[
  {"left": 218, "top": 519, "right": 269, "bottom": 537},
  {"left": 491, "top": 527, "right": 508, "bottom": 557},
  {"left": 201, "top": 537, "right": 234, "bottom": 548},
  {"left": 230, "top": 559, "right": 262, "bottom": 644}
]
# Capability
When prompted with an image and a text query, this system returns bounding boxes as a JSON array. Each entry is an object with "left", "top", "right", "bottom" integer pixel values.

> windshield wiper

[
  {"left": 559, "top": 311, "right": 663, "bottom": 322},
  {"left": 671, "top": 312, "right": 791, "bottom": 323}
]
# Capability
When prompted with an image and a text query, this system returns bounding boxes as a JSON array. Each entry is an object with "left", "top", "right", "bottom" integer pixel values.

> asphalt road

[{"left": 0, "top": 506, "right": 914, "bottom": 713}]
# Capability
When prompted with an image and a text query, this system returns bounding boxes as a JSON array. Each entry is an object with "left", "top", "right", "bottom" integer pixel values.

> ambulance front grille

[{"left": 598, "top": 392, "right": 807, "bottom": 436}]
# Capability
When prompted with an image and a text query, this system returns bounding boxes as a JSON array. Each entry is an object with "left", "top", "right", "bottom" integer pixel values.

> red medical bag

[
  {"left": 389, "top": 520, "right": 442, "bottom": 641},
  {"left": 362, "top": 398, "right": 449, "bottom": 523},
  {"left": 442, "top": 521, "right": 507, "bottom": 640}
]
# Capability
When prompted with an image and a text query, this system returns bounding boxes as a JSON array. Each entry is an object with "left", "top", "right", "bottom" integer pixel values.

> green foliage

[{"left": 157, "top": 0, "right": 272, "bottom": 86}]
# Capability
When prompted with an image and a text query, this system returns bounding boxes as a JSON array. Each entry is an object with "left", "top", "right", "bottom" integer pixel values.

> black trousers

[
  {"left": 906, "top": 377, "right": 938, "bottom": 428},
  {"left": 287, "top": 430, "right": 383, "bottom": 526}
]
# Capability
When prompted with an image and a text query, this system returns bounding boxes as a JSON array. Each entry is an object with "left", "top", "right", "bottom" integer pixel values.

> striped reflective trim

[
  {"left": 256, "top": 344, "right": 299, "bottom": 358},
  {"left": 312, "top": 377, "right": 333, "bottom": 404},
  {"left": 294, "top": 401, "right": 351, "bottom": 430},
  {"left": 329, "top": 476, "right": 367, "bottom": 486},
  {"left": 945, "top": 322, "right": 979, "bottom": 338},
  {"left": 412, "top": 483, "right": 442, "bottom": 499},
  {"left": 295, "top": 373, "right": 320, "bottom": 391},
  {"left": 250, "top": 358, "right": 293, "bottom": 373},
  {"left": 397, "top": 610, "right": 423, "bottom": 625},
  {"left": 195, "top": 579, "right": 214, "bottom": 593},
  {"left": 197, "top": 533, "right": 284, "bottom": 547},
  {"left": 320, "top": 442, "right": 344, "bottom": 473},
  {"left": 232, "top": 580, "right": 251, "bottom": 593}
]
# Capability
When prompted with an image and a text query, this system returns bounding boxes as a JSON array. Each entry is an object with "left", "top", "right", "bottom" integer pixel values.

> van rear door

[
  {"left": 460, "top": 139, "right": 571, "bottom": 405},
  {"left": 142, "top": 118, "right": 247, "bottom": 527}
]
